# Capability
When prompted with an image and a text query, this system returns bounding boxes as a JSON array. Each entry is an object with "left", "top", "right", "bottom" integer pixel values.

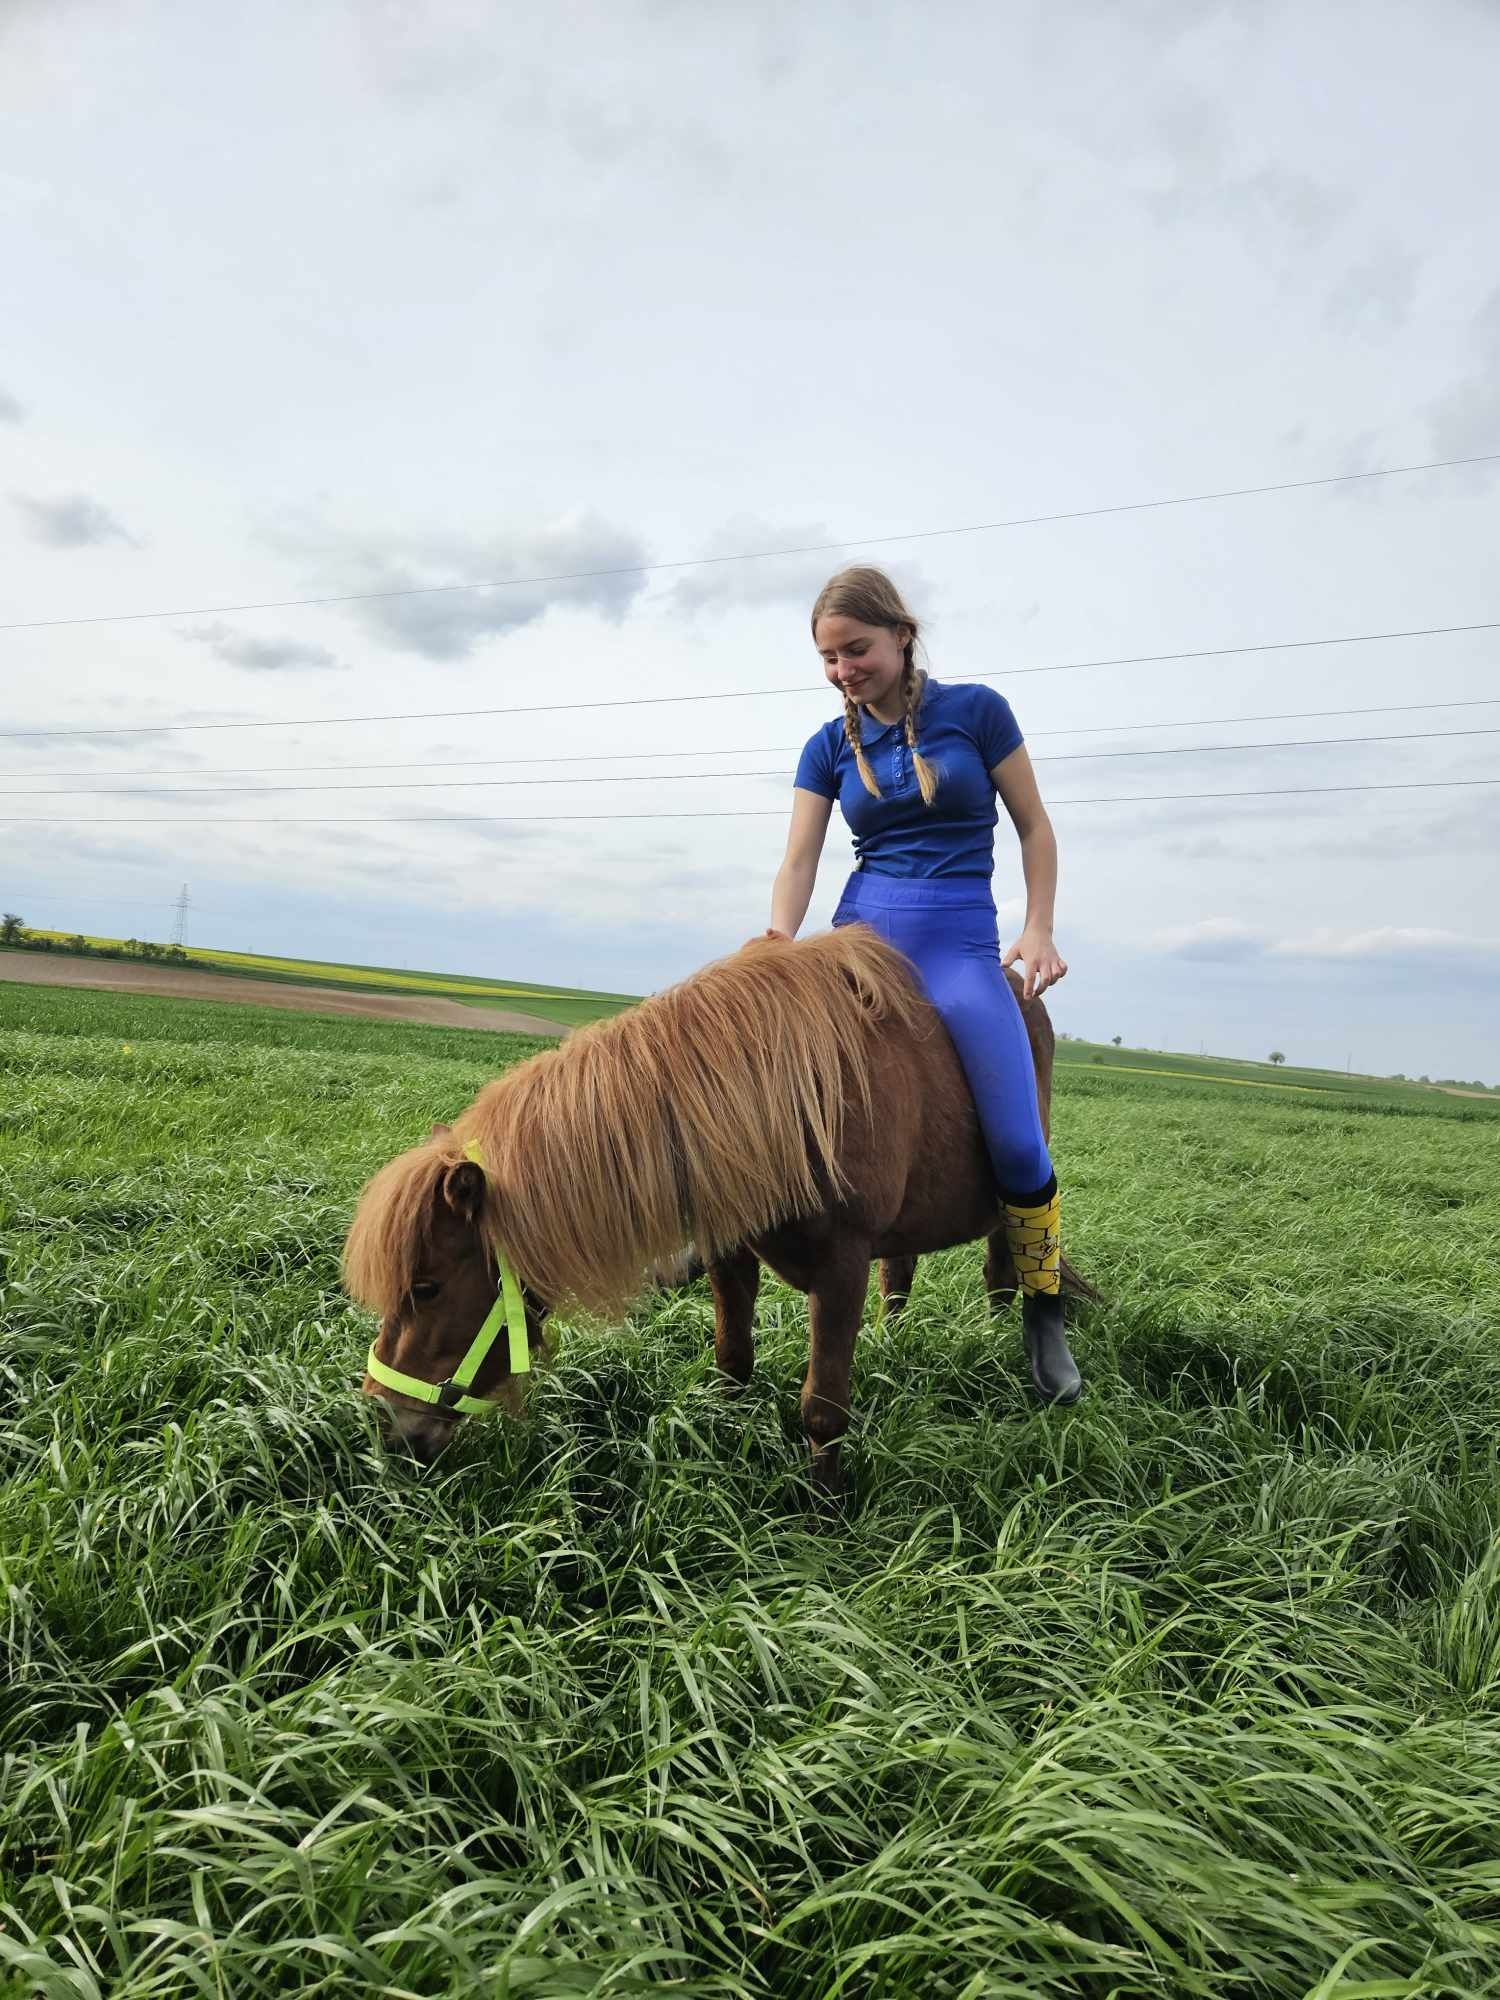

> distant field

[
  {"left": 18, "top": 929, "right": 639, "bottom": 1028},
  {"left": 1053, "top": 1039, "right": 1497, "bottom": 1109},
  {"left": 15, "top": 930, "right": 1493, "bottom": 1097},
  {"left": 3, "top": 977, "right": 1500, "bottom": 1996}
]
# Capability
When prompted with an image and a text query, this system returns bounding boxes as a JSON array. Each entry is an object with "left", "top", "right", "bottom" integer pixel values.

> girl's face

[{"left": 814, "top": 614, "right": 909, "bottom": 712}]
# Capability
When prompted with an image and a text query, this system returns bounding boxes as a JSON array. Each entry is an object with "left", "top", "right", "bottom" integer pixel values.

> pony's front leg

[
  {"left": 879, "top": 1255, "right": 917, "bottom": 1321},
  {"left": 802, "top": 1244, "right": 871, "bottom": 1504},
  {"left": 707, "top": 1245, "right": 760, "bottom": 1392}
]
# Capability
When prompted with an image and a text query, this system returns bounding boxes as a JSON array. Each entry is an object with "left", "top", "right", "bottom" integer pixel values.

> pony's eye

[{"left": 411, "top": 1281, "right": 442, "bottom": 1305}]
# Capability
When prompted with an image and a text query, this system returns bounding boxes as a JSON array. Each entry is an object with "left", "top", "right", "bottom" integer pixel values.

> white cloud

[
  {"left": 183, "top": 623, "right": 345, "bottom": 674},
  {"left": 1427, "top": 284, "right": 1500, "bottom": 471},
  {"left": 667, "top": 518, "right": 848, "bottom": 616},
  {"left": 1151, "top": 917, "right": 1266, "bottom": 962},
  {"left": 12, "top": 491, "right": 138, "bottom": 548},
  {"left": 266, "top": 513, "right": 652, "bottom": 663},
  {"left": 1153, "top": 918, "right": 1500, "bottom": 969},
  {"left": 1275, "top": 926, "right": 1500, "bottom": 962}
]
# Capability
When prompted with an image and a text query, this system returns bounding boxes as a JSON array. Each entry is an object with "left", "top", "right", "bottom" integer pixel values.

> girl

[{"left": 767, "top": 565, "right": 1080, "bottom": 1404}]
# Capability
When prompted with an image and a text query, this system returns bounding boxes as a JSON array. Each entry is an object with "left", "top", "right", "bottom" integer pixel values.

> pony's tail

[{"left": 1059, "top": 1254, "right": 1104, "bottom": 1304}]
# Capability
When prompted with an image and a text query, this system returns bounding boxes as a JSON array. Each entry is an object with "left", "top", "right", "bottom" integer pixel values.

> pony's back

[{"left": 450, "top": 927, "right": 927, "bottom": 1312}]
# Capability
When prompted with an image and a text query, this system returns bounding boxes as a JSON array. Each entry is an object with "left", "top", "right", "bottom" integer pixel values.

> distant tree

[
  {"left": 124, "top": 938, "right": 141, "bottom": 956},
  {"left": 167, "top": 943, "right": 187, "bottom": 962},
  {"left": 66, "top": 934, "right": 87, "bottom": 954},
  {"left": 1419, "top": 1074, "right": 1431, "bottom": 1084},
  {"left": 139, "top": 941, "right": 165, "bottom": 961},
  {"left": 0, "top": 913, "right": 23, "bottom": 945},
  {"left": 1111, "top": 1035, "right": 1122, "bottom": 1046},
  {"left": 1269, "top": 1050, "right": 1286, "bottom": 1066}
]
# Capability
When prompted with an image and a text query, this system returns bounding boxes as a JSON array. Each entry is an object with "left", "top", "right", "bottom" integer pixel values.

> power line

[
  {"left": 2, "top": 450, "right": 1495, "bottom": 638},
  {"left": 1040, "top": 700, "right": 1500, "bottom": 740},
  {"left": 7, "top": 724, "right": 1500, "bottom": 799},
  {"left": 1045, "top": 724, "right": 1500, "bottom": 765},
  {"left": 3, "top": 888, "right": 300, "bottom": 924},
  {"left": 8, "top": 694, "right": 1499, "bottom": 785},
  {"left": 4, "top": 616, "right": 1498, "bottom": 741},
  {"left": 2, "top": 775, "right": 1496, "bottom": 825},
  {"left": 3, "top": 747, "right": 808, "bottom": 783},
  {"left": 1, "top": 890, "right": 224, "bottom": 918},
  {"left": 3, "top": 771, "right": 796, "bottom": 798}
]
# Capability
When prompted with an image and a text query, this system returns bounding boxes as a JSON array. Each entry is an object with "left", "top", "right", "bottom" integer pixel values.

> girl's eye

[{"left": 412, "top": 1281, "right": 441, "bottom": 1305}]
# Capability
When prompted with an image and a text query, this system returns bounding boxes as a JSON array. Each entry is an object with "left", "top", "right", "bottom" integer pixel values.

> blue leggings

[{"left": 831, "top": 871, "right": 1053, "bottom": 1199}]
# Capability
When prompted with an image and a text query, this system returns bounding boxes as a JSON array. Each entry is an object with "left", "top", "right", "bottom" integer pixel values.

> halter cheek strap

[{"left": 363, "top": 1139, "right": 531, "bottom": 1418}]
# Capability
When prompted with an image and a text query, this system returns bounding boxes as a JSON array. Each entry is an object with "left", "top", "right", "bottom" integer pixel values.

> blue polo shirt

[{"left": 794, "top": 679, "right": 1024, "bottom": 878}]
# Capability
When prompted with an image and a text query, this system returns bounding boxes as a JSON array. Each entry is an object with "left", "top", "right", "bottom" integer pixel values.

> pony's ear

[
  {"left": 430, "top": 1120, "right": 452, "bottom": 1139},
  {"left": 441, "top": 1158, "right": 486, "bottom": 1223}
]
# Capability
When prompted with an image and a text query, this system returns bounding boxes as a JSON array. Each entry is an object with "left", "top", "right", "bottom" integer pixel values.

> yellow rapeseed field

[{"left": 26, "top": 932, "right": 589, "bottom": 1004}]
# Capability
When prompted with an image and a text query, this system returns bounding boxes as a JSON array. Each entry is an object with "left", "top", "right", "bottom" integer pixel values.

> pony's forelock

[{"left": 342, "top": 1141, "right": 467, "bottom": 1320}]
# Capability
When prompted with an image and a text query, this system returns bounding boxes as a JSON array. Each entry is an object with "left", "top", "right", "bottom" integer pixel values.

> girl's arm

[
  {"left": 768, "top": 788, "right": 834, "bottom": 937},
  {"left": 991, "top": 746, "right": 1068, "bottom": 1001}
]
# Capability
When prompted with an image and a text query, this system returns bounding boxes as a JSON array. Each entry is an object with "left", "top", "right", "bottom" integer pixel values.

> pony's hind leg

[
  {"left": 708, "top": 1245, "right": 760, "bottom": 1393},
  {"left": 984, "top": 1229, "right": 1019, "bottom": 1313},
  {"left": 879, "top": 1255, "right": 917, "bottom": 1321},
  {"left": 802, "top": 1244, "right": 872, "bottom": 1505}
]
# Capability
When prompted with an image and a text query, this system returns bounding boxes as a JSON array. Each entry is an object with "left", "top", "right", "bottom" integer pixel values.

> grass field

[
  {"left": 3, "top": 978, "right": 1500, "bottom": 1997},
  {"left": 15, "top": 932, "right": 639, "bottom": 1028},
  {"left": 1055, "top": 1040, "right": 1498, "bottom": 1103}
]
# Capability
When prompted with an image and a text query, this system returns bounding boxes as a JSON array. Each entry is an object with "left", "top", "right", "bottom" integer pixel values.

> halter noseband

[{"left": 363, "top": 1140, "right": 531, "bottom": 1417}]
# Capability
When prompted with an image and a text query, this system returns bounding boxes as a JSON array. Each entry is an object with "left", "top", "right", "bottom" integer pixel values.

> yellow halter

[{"left": 363, "top": 1140, "right": 530, "bottom": 1416}]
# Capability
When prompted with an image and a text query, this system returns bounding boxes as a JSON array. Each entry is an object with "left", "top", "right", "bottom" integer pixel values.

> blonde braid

[
  {"left": 901, "top": 647, "right": 940, "bottom": 805},
  {"left": 843, "top": 687, "right": 881, "bottom": 799}
]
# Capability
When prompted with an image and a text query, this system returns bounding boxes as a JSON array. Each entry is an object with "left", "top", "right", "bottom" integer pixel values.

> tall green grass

[{"left": 2, "top": 981, "right": 1499, "bottom": 1997}]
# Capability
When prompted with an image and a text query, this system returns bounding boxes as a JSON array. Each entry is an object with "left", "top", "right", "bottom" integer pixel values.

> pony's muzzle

[
  {"left": 389, "top": 1403, "right": 463, "bottom": 1464},
  {"left": 363, "top": 1376, "right": 464, "bottom": 1463}
]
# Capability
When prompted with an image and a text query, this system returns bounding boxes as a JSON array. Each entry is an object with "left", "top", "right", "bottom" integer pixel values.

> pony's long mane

[{"left": 342, "top": 927, "right": 926, "bottom": 1319}]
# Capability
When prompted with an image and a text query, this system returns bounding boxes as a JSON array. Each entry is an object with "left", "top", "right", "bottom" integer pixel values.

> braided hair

[{"left": 814, "top": 566, "right": 939, "bottom": 805}]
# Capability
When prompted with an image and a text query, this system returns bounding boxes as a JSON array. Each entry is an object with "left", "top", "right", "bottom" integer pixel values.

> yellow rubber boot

[
  {"left": 1003, "top": 1188, "right": 1062, "bottom": 1296},
  {"left": 1001, "top": 1188, "right": 1081, "bottom": 1404}
]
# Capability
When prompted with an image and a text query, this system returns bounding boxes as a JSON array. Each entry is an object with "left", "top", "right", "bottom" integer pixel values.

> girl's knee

[{"left": 999, "top": 1137, "right": 1054, "bottom": 1195}]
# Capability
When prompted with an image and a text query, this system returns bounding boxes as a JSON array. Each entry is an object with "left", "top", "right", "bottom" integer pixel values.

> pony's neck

[{"left": 461, "top": 1048, "right": 689, "bottom": 1314}]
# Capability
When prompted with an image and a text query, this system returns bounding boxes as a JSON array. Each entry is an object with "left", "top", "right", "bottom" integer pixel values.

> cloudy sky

[{"left": 2, "top": 0, "right": 1497, "bottom": 1079}]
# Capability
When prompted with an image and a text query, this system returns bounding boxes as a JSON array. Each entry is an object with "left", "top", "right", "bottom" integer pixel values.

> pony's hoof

[
  {"left": 1035, "top": 1368, "right": 1083, "bottom": 1407},
  {"left": 806, "top": 1443, "right": 848, "bottom": 1512}
]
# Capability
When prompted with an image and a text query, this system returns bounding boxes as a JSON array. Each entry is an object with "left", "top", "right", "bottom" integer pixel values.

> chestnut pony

[{"left": 343, "top": 926, "right": 1088, "bottom": 1497}]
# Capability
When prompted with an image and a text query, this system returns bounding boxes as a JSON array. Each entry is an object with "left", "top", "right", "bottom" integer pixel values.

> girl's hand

[{"left": 1002, "top": 927, "right": 1068, "bottom": 1002}]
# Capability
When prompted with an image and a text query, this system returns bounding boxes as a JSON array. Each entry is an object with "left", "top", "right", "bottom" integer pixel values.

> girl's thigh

[{"left": 921, "top": 946, "right": 1050, "bottom": 1190}]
